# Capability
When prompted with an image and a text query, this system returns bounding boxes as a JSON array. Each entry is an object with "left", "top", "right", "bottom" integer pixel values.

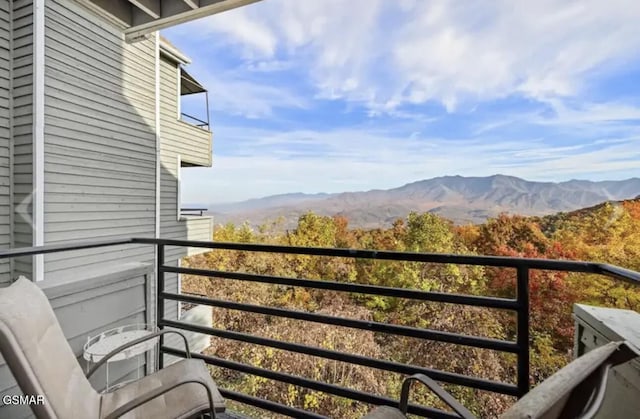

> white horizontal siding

[
  {"left": 42, "top": 245, "right": 152, "bottom": 273},
  {"left": 42, "top": 0, "right": 156, "bottom": 280}
]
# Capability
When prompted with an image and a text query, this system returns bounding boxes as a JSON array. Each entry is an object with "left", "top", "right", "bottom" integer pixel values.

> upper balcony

[
  {"left": 160, "top": 38, "right": 212, "bottom": 167},
  {"left": 179, "top": 209, "right": 214, "bottom": 256},
  {"left": 179, "top": 69, "right": 211, "bottom": 131},
  {"left": 1, "top": 238, "right": 639, "bottom": 418}
]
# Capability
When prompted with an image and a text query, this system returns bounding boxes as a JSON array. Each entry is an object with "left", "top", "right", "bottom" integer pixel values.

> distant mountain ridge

[
  {"left": 208, "top": 192, "right": 330, "bottom": 213},
  {"left": 206, "top": 175, "right": 640, "bottom": 229}
]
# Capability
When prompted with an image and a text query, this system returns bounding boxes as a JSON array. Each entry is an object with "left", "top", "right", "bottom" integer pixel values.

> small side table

[{"left": 83, "top": 324, "right": 157, "bottom": 392}]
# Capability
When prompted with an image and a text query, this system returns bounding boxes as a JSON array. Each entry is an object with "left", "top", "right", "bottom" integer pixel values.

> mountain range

[{"left": 204, "top": 175, "right": 640, "bottom": 229}]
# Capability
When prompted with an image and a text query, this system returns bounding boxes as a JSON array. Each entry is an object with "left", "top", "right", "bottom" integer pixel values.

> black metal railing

[
  {"left": 146, "top": 238, "right": 640, "bottom": 418},
  {"left": 2, "top": 238, "right": 639, "bottom": 418},
  {"left": 180, "top": 208, "right": 208, "bottom": 216},
  {"left": 180, "top": 112, "right": 210, "bottom": 130}
]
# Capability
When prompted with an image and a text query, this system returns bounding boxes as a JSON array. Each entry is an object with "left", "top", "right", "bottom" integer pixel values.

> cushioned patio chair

[
  {"left": 501, "top": 340, "right": 639, "bottom": 419},
  {"left": 0, "top": 277, "right": 225, "bottom": 419},
  {"left": 364, "top": 340, "right": 639, "bottom": 419}
]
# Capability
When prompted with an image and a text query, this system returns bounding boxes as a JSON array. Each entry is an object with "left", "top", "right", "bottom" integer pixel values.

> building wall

[
  {"left": 0, "top": 0, "right": 214, "bottom": 414},
  {"left": 42, "top": 0, "right": 156, "bottom": 281},
  {"left": 0, "top": 0, "right": 10, "bottom": 285},
  {"left": 158, "top": 53, "right": 213, "bottom": 320}
]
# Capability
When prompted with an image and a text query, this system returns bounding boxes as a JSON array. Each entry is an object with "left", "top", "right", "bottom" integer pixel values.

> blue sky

[{"left": 164, "top": 0, "right": 640, "bottom": 204}]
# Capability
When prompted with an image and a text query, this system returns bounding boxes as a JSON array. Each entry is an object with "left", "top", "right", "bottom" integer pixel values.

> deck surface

[{"left": 211, "top": 411, "right": 250, "bottom": 419}]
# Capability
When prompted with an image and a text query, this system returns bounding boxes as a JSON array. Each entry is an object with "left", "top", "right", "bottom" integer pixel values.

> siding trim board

[
  {"left": 155, "top": 31, "right": 160, "bottom": 240},
  {"left": 153, "top": 31, "right": 160, "bottom": 370},
  {"left": 176, "top": 154, "right": 181, "bottom": 221},
  {"left": 176, "top": 58, "right": 180, "bottom": 119},
  {"left": 7, "top": 0, "right": 14, "bottom": 280},
  {"left": 159, "top": 39, "right": 190, "bottom": 65},
  {"left": 33, "top": 0, "right": 44, "bottom": 281}
]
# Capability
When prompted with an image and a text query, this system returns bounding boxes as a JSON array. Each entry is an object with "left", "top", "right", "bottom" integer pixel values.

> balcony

[
  {"left": 179, "top": 211, "right": 214, "bottom": 256},
  {"left": 178, "top": 67, "right": 211, "bottom": 134},
  {"left": 1, "top": 238, "right": 639, "bottom": 418},
  {"left": 160, "top": 47, "right": 213, "bottom": 168},
  {"left": 163, "top": 110, "right": 212, "bottom": 168},
  {"left": 180, "top": 113, "right": 210, "bottom": 130}
]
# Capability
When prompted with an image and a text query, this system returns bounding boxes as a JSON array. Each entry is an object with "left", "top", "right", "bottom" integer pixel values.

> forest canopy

[{"left": 182, "top": 198, "right": 640, "bottom": 418}]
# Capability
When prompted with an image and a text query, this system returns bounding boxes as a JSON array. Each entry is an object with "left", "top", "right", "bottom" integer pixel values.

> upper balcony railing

[
  {"left": 180, "top": 112, "right": 210, "bottom": 131},
  {"left": 2, "top": 238, "right": 639, "bottom": 418},
  {"left": 180, "top": 207, "right": 208, "bottom": 217}
]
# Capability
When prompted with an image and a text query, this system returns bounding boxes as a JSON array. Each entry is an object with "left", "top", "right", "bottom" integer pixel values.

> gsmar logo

[{"left": 2, "top": 395, "right": 45, "bottom": 405}]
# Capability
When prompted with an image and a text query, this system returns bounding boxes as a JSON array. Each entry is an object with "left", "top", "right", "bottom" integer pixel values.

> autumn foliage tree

[{"left": 182, "top": 199, "right": 640, "bottom": 418}]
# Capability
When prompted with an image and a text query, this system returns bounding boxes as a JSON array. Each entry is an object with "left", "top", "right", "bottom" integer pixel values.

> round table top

[{"left": 83, "top": 328, "right": 156, "bottom": 363}]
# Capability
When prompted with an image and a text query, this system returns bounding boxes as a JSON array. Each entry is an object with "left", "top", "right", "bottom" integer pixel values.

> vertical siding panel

[
  {"left": 0, "top": 0, "right": 10, "bottom": 284},
  {"left": 159, "top": 55, "right": 182, "bottom": 320},
  {"left": 11, "top": 0, "right": 33, "bottom": 279}
]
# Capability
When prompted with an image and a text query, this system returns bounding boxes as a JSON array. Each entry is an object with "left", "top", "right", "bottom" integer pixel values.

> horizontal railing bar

[
  {"left": 0, "top": 238, "right": 634, "bottom": 285},
  {"left": 136, "top": 237, "right": 601, "bottom": 272},
  {"left": 160, "top": 319, "right": 518, "bottom": 396},
  {"left": 162, "top": 266, "right": 520, "bottom": 310},
  {"left": 220, "top": 388, "right": 328, "bottom": 419},
  {"left": 162, "top": 347, "right": 461, "bottom": 419},
  {"left": 162, "top": 292, "right": 519, "bottom": 352},
  {"left": 595, "top": 264, "right": 640, "bottom": 283},
  {"left": 0, "top": 238, "right": 137, "bottom": 259},
  {"left": 180, "top": 112, "right": 209, "bottom": 126}
]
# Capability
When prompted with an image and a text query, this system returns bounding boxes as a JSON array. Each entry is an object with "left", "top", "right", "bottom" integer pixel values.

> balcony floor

[{"left": 217, "top": 411, "right": 250, "bottom": 419}]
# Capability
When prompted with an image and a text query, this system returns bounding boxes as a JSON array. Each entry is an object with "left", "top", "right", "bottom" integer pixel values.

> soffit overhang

[{"left": 76, "top": 0, "right": 262, "bottom": 42}]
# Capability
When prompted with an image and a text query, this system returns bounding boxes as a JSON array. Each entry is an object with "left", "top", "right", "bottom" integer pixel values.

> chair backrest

[
  {"left": 0, "top": 277, "right": 101, "bottom": 419},
  {"left": 501, "top": 341, "right": 640, "bottom": 419}
]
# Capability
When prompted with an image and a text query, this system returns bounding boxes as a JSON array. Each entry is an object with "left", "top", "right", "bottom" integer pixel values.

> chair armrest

[
  {"left": 102, "top": 378, "right": 216, "bottom": 419},
  {"left": 578, "top": 364, "right": 612, "bottom": 419},
  {"left": 399, "top": 374, "right": 475, "bottom": 419},
  {"left": 87, "top": 330, "right": 191, "bottom": 379}
]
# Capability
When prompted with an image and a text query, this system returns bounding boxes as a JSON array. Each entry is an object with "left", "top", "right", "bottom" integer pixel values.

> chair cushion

[
  {"left": 100, "top": 358, "right": 225, "bottom": 419},
  {"left": 0, "top": 277, "right": 101, "bottom": 419}
]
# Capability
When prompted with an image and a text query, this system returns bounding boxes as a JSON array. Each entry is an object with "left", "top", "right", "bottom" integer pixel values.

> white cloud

[
  {"left": 165, "top": 1, "right": 640, "bottom": 203},
  {"left": 182, "top": 0, "right": 640, "bottom": 113},
  {"left": 541, "top": 100, "right": 640, "bottom": 125},
  {"left": 201, "top": 8, "right": 277, "bottom": 58},
  {"left": 181, "top": 64, "right": 308, "bottom": 118},
  {"left": 470, "top": 100, "right": 640, "bottom": 136},
  {"left": 246, "top": 60, "right": 293, "bottom": 72}
]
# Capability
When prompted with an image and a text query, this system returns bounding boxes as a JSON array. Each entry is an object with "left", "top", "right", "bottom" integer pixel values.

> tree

[{"left": 475, "top": 213, "right": 550, "bottom": 255}]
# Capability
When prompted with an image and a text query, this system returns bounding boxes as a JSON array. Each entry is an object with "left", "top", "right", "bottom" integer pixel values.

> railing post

[
  {"left": 205, "top": 90, "right": 210, "bottom": 130},
  {"left": 516, "top": 266, "right": 530, "bottom": 397},
  {"left": 157, "top": 244, "right": 165, "bottom": 370}
]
